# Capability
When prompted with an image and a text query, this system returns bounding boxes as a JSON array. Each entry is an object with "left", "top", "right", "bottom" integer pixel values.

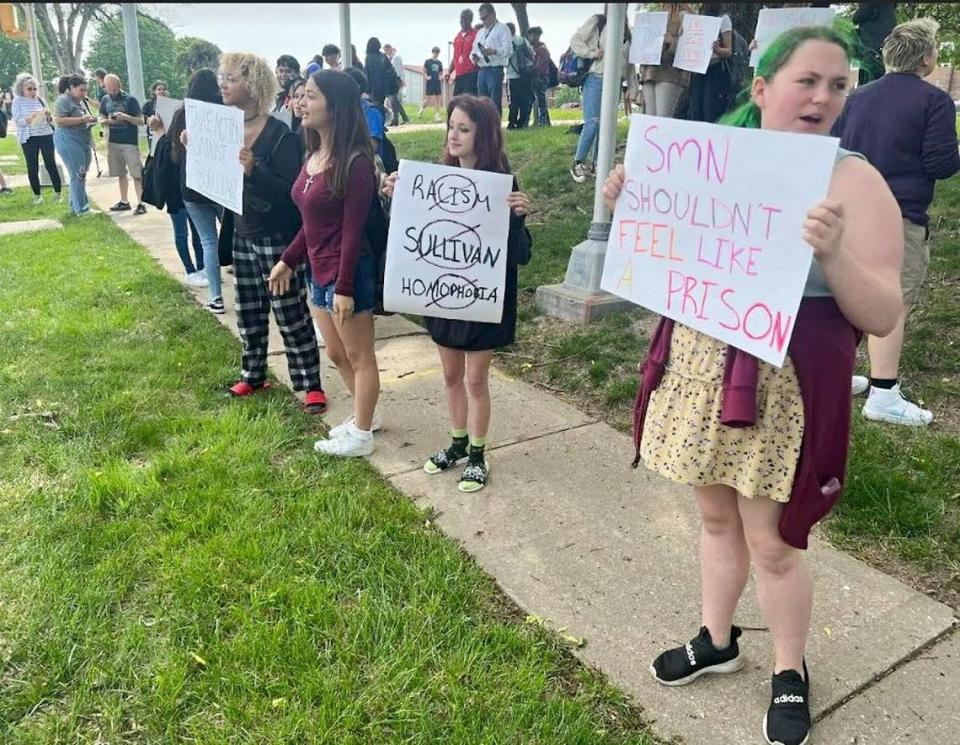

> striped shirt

[{"left": 11, "top": 96, "right": 53, "bottom": 144}]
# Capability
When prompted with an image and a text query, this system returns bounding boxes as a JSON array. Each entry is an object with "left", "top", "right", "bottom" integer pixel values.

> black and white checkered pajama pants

[{"left": 232, "top": 233, "right": 322, "bottom": 392}]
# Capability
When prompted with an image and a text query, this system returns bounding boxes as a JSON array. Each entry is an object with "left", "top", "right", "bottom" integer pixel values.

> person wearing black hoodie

[{"left": 214, "top": 52, "right": 327, "bottom": 414}]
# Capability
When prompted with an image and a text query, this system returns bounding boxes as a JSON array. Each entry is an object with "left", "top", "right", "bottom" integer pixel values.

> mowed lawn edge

[{"left": 0, "top": 200, "right": 655, "bottom": 742}]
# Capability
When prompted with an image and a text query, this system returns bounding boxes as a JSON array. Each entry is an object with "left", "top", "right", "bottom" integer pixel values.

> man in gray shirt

[{"left": 383, "top": 44, "right": 410, "bottom": 126}]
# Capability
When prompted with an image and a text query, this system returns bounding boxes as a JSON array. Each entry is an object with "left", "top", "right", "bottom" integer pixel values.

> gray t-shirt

[{"left": 54, "top": 93, "right": 92, "bottom": 145}]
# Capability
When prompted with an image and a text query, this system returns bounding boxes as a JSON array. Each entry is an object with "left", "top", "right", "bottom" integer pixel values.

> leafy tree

[
  {"left": 175, "top": 36, "right": 221, "bottom": 77},
  {"left": 84, "top": 10, "right": 183, "bottom": 99},
  {"left": 23, "top": 3, "right": 110, "bottom": 75},
  {"left": 1, "top": 30, "right": 61, "bottom": 95}
]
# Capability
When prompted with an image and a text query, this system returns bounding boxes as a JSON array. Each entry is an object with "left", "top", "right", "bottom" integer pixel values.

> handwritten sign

[
  {"left": 750, "top": 7, "right": 835, "bottom": 67},
  {"left": 383, "top": 160, "right": 513, "bottom": 323},
  {"left": 673, "top": 14, "right": 723, "bottom": 75},
  {"left": 630, "top": 11, "right": 669, "bottom": 66},
  {"left": 184, "top": 98, "right": 244, "bottom": 215},
  {"left": 154, "top": 96, "right": 182, "bottom": 132},
  {"left": 600, "top": 115, "right": 838, "bottom": 367}
]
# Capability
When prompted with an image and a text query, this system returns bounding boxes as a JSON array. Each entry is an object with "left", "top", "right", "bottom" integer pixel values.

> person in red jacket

[{"left": 448, "top": 8, "right": 479, "bottom": 96}]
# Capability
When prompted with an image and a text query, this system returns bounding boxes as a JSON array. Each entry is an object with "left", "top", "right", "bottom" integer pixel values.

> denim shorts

[{"left": 309, "top": 252, "right": 376, "bottom": 314}]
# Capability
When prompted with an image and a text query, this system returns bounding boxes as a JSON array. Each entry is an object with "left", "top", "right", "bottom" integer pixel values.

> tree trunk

[{"left": 511, "top": 2, "right": 530, "bottom": 36}]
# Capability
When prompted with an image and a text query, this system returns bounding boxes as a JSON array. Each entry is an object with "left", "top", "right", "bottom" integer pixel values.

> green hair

[{"left": 721, "top": 20, "right": 859, "bottom": 129}]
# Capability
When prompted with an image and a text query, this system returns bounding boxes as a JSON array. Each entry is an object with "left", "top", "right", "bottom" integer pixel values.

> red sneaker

[
  {"left": 228, "top": 380, "right": 272, "bottom": 397},
  {"left": 304, "top": 389, "right": 328, "bottom": 414}
]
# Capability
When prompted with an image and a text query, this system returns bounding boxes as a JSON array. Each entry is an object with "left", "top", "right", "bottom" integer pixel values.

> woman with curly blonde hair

[{"left": 214, "top": 52, "right": 327, "bottom": 413}]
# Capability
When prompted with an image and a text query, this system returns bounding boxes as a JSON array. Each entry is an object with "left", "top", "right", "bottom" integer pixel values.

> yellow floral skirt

[{"left": 640, "top": 324, "right": 804, "bottom": 502}]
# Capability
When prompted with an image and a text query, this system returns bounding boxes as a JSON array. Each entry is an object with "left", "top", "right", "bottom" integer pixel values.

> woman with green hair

[{"left": 603, "top": 25, "right": 903, "bottom": 745}]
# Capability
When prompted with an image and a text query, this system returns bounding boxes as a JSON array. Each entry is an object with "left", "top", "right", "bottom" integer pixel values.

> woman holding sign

[
  {"left": 382, "top": 95, "right": 532, "bottom": 492},
  {"left": 603, "top": 25, "right": 902, "bottom": 745},
  {"left": 269, "top": 70, "right": 381, "bottom": 458}
]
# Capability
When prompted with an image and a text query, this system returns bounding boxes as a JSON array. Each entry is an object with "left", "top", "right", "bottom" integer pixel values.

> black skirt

[{"left": 426, "top": 266, "right": 518, "bottom": 351}]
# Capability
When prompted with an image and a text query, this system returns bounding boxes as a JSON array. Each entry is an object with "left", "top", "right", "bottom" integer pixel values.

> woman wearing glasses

[{"left": 11, "top": 73, "right": 62, "bottom": 205}]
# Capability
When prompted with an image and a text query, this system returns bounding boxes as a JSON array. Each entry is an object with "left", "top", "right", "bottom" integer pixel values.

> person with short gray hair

[
  {"left": 99, "top": 73, "right": 146, "bottom": 214},
  {"left": 834, "top": 17, "right": 960, "bottom": 425},
  {"left": 11, "top": 72, "right": 62, "bottom": 204}
]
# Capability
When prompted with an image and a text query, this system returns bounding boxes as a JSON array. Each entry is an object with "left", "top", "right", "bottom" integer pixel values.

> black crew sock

[
  {"left": 468, "top": 443, "right": 486, "bottom": 465},
  {"left": 870, "top": 377, "right": 897, "bottom": 390},
  {"left": 446, "top": 434, "right": 469, "bottom": 461}
]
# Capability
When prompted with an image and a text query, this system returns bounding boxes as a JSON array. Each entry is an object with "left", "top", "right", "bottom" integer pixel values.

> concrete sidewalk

[{"left": 83, "top": 175, "right": 958, "bottom": 745}]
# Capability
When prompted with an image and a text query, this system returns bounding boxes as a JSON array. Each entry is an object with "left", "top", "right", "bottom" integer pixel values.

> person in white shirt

[
  {"left": 383, "top": 44, "right": 411, "bottom": 126},
  {"left": 471, "top": 3, "right": 512, "bottom": 114},
  {"left": 11, "top": 73, "right": 63, "bottom": 205}
]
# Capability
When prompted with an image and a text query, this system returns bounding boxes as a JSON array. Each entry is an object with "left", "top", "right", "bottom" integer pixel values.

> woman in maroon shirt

[
  {"left": 383, "top": 95, "right": 532, "bottom": 492},
  {"left": 269, "top": 70, "right": 381, "bottom": 458}
]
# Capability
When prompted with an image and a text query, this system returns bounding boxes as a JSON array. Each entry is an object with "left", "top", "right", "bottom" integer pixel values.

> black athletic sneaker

[
  {"left": 763, "top": 663, "right": 811, "bottom": 745},
  {"left": 650, "top": 625, "right": 743, "bottom": 686}
]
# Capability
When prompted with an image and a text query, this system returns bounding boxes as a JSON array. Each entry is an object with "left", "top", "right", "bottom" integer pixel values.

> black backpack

[
  {"left": 347, "top": 151, "right": 393, "bottom": 316},
  {"left": 384, "top": 56, "right": 402, "bottom": 96},
  {"left": 0, "top": 109, "right": 7, "bottom": 138}
]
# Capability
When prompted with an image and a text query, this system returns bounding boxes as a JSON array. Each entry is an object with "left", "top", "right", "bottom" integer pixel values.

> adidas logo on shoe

[
  {"left": 651, "top": 626, "right": 743, "bottom": 686},
  {"left": 773, "top": 694, "right": 804, "bottom": 705}
]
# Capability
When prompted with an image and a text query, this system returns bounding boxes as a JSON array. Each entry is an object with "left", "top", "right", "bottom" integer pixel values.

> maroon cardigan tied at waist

[{"left": 632, "top": 298, "right": 860, "bottom": 549}]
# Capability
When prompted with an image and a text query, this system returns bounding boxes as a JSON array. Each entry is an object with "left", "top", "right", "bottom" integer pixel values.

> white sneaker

[
  {"left": 33, "top": 195, "right": 43, "bottom": 205},
  {"left": 862, "top": 384, "right": 934, "bottom": 426},
  {"left": 851, "top": 375, "right": 869, "bottom": 396},
  {"left": 329, "top": 410, "right": 382, "bottom": 439},
  {"left": 314, "top": 423, "right": 374, "bottom": 457},
  {"left": 185, "top": 271, "right": 209, "bottom": 288}
]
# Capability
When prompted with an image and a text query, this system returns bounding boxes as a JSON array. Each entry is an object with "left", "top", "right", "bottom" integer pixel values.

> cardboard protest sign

[
  {"left": 155, "top": 95, "right": 182, "bottom": 131},
  {"left": 673, "top": 14, "right": 723, "bottom": 75},
  {"left": 600, "top": 115, "right": 838, "bottom": 367},
  {"left": 629, "top": 11, "right": 669, "bottom": 66},
  {"left": 383, "top": 160, "right": 513, "bottom": 323},
  {"left": 750, "top": 7, "right": 835, "bottom": 67},
  {"left": 184, "top": 98, "right": 244, "bottom": 215}
]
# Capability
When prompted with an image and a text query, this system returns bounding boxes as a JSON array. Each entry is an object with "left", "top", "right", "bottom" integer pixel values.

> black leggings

[{"left": 22, "top": 134, "right": 62, "bottom": 196}]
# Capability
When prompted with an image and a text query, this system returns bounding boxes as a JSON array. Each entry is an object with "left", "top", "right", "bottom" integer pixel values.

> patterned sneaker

[
  {"left": 109, "top": 201, "right": 131, "bottom": 211},
  {"left": 763, "top": 663, "right": 811, "bottom": 745},
  {"left": 314, "top": 423, "right": 374, "bottom": 457},
  {"left": 206, "top": 297, "right": 225, "bottom": 315},
  {"left": 651, "top": 625, "right": 743, "bottom": 686},
  {"left": 851, "top": 375, "right": 868, "bottom": 396},
  {"left": 423, "top": 439, "right": 468, "bottom": 474},
  {"left": 134, "top": 203, "right": 148, "bottom": 215},
  {"left": 569, "top": 161, "right": 587, "bottom": 184},
  {"left": 862, "top": 384, "right": 933, "bottom": 426},
  {"left": 330, "top": 411, "right": 382, "bottom": 439},
  {"left": 458, "top": 455, "right": 489, "bottom": 493}
]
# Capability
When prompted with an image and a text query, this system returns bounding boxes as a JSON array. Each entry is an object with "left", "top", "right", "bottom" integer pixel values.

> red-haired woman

[{"left": 383, "top": 95, "right": 532, "bottom": 492}]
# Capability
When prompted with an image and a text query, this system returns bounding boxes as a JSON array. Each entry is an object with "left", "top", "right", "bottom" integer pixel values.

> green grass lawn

[
  {"left": 389, "top": 124, "right": 960, "bottom": 607},
  {"left": 0, "top": 197, "right": 655, "bottom": 741},
  {"left": 398, "top": 105, "right": 585, "bottom": 126}
]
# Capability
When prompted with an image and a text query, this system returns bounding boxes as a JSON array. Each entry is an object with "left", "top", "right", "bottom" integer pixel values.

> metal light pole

[
  {"left": 120, "top": 3, "right": 145, "bottom": 104},
  {"left": 535, "top": 2, "right": 632, "bottom": 323},
  {"left": 339, "top": 4, "right": 351, "bottom": 69},
  {"left": 23, "top": 3, "right": 44, "bottom": 98}
]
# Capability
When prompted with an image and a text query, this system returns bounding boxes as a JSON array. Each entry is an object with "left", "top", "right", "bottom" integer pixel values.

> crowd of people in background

[{"left": 1, "top": 4, "right": 957, "bottom": 744}]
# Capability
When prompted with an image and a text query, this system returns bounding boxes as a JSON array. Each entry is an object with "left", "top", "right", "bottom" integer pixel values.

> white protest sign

[
  {"left": 750, "top": 7, "right": 835, "bottom": 67},
  {"left": 154, "top": 95, "right": 182, "bottom": 131},
  {"left": 630, "top": 11, "right": 669, "bottom": 66},
  {"left": 184, "top": 98, "right": 244, "bottom": 215},
  {"left": 600, "top": 115, "right": 838, "bottom": 367},
  {"left": 673, "top": 14, "right": 723, "bottom": 75},
  {"left": 383, "top": 160, "right": 513, "bottom": 323}
]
